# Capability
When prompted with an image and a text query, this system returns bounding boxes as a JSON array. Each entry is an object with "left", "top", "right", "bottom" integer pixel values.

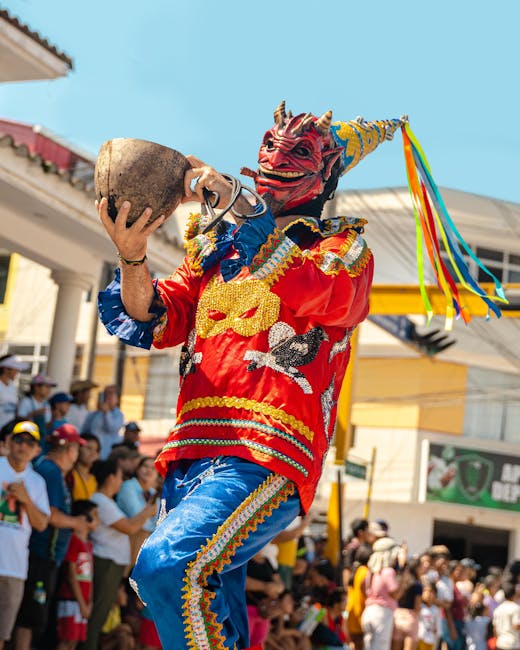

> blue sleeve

[
  {"left": 98, "top": 268, "right": 167, "bottom": 350},
  {"left": 37, "top": 462, "right": 66, "bottom": 510},
  {"left": 85, "top": 411, "right": 103, "bottom": 435},
  {"left": 116, "top": 480, "right": 143, "bottom": 517}
]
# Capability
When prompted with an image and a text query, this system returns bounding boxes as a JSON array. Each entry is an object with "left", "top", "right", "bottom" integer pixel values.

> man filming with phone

[{"left": 81, "top": 385, "right": 125, "bottom": 460}]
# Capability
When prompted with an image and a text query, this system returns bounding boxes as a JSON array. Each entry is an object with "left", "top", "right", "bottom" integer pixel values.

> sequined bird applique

[
  {"left": 179, "top": 329, "right": 202, "bottom": 379},
  {"left": 243, "top": 322, "right": 328, "bottom": 394}
]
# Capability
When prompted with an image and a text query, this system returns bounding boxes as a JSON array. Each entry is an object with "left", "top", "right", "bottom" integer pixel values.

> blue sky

[{"left": 2, "top": 0, "right": 519, "bottom": 203}]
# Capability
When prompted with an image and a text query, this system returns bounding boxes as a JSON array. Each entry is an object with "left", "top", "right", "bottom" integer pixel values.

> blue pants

[
  {"left": 131, "top": 456, "right": 301, "bottom": 650},
  {"left": 441, "top": 618, "right": 466, "bottom": 650}
]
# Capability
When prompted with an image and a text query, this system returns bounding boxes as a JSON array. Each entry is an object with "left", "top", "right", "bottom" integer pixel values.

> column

[{"left": 47, "top": 270, "right": 95, "bottom": 392}]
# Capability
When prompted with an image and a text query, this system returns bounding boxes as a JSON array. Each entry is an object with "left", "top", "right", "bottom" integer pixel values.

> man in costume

[{"left": 96, "top": 104, "right": 424, "bottom": 649}]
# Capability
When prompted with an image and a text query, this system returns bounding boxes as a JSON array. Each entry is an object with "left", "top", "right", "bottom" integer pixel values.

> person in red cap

[{"left": 12, "top": 424, "right": 90, "bottom": 650}]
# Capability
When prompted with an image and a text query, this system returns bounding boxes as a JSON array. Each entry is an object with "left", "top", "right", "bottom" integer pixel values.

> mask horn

[
  {"left": 316, "top": 110, "right": 333, "bottom": 134},
  {"left": 292, "top": 112, "right": 314, "bottom": 135},
  {"left": 274, "top": 100, "right": 287, "bottom": 126}
]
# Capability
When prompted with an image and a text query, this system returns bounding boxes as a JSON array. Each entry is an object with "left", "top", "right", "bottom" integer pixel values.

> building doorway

[{"left": 432, "top": 520, "right": 510, "bottom": 572}]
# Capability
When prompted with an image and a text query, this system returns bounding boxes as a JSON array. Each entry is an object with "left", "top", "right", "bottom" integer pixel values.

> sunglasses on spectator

[{"left": 12, "top": 434, "right": 39, "bottom": 447}]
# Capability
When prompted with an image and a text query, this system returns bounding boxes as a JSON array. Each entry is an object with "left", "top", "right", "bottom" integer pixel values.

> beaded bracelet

[{"left": 117, "top": 253, "right": 147, "bottom": 266}]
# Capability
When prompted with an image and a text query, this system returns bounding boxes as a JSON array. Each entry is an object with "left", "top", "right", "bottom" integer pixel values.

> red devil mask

[{"left": 253, "top": 101, "right": 343, "bottom": 215}]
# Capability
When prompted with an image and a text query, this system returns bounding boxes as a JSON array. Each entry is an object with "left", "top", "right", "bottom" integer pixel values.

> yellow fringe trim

[
  {"left": 180, "top": 396, "right": 314, "bottom": 442},
  {"left": 182, "top": 474, "right": 295, "bottom": 649}
]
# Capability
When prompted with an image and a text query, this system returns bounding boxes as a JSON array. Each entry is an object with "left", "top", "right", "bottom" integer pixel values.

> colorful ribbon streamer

[{"left": 401, "top": 123, "right": 507, "bottom": 327}]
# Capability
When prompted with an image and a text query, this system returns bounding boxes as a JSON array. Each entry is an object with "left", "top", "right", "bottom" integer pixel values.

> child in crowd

[
  {"left": 99, "top": 579, "right": 136, "bottom": 650},
  {"left": 56, "top": 499, "right": 99, "bottom": 650},
  {"left": 418, "top": 582, "right": 441, "bottom": 650},
  {"left": 465, "top": 601, "right": 491, "bottom": 650},
  {"left": 138, "top": 603, "right": 163, "bottom": 650},
  {"left": 493, "top": 583, "right": 520, "bottom": 650}
]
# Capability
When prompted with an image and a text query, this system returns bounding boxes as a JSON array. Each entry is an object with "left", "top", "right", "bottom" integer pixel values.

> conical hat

[{"left": 331, "top": 117, "right": 404, "bottom": 175}]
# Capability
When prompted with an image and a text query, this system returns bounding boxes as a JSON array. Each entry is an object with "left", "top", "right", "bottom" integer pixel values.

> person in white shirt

[
  {"left": 465, "top": 601, "right": 491, "bottom": 650},
  {"left": 418, "top": 582, "right": 442, "bottom": 650},
  {"left": 67, "top": 379, "right": 98, "bottom": 434},
  {"left": 17, "top": 374, "right": 56, "bottom": 435},
  {"left": 493, "top": 584, "right": 520, "bottom": 650},
  {"left": 86, "top": 458, "right": 157, "bottom": 650},
  {"left": 0, "top": 355, "right": 29, "bottom": 430},
  {"left": 0, "top": 421, "right": 50, "bottom": 648}
]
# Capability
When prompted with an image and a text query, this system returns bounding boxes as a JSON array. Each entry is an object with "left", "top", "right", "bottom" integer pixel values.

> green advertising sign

[
  {"left": 345, "top": 460, "right": 367, "bottom": 480},
  {"left": 426, "top": 443, "right": 520, "bottom": 511}
]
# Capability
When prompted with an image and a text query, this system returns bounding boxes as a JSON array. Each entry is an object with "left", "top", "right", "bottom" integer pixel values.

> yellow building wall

[
  {"left": 91, "top": 354, "right": 150, "bottom": 420},
  {"left": 352, "top": 357, "right": 467, "bottom": 434},
  {"left": 121, "top": 356, "right": 150, "bottom": 420},
  {"left": 0, "top": 254, "right": 20, "bottom": 337}
]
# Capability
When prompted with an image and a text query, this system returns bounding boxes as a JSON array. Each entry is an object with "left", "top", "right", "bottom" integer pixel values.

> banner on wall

[{"left": 424, "top": 442, "right": 520, "bottom": 512}]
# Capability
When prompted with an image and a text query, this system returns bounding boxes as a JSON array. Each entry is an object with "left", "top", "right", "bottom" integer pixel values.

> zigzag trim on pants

[{"left": 182, "top": 473, "right": 295, "bottom": 649}]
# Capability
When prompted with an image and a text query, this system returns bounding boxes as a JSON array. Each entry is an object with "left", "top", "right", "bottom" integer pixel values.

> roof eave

[{"left": 0, "top": 10, "right": 73, "bottom": 82}]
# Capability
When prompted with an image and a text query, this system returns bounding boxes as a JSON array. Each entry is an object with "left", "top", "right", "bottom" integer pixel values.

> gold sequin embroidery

[
  {"left": 195, "top": 276, "right": 280, "bottom": 339},
  {"left": 180, "top": 395, "right": 314, "bottom": 442}
]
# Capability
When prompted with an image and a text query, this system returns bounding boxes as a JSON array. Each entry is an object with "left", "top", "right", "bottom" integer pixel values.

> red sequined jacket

[{"left": 151, "top": 213, "right": 373, "bottom": 512}]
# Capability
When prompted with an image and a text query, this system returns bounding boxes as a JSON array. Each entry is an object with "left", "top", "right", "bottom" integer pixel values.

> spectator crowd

[{"left": 1, "top": 353, "right": 520, "bottom": 650}]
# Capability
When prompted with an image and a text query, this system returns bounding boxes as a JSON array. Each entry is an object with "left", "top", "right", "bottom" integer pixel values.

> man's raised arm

[{"left": 97, "top": 197, "right": 165, "bottom": 322}]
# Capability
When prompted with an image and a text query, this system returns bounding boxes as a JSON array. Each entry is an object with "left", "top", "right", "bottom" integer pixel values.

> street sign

[{"left": 345, "top": 460, "right": 367, "bottom": 480}]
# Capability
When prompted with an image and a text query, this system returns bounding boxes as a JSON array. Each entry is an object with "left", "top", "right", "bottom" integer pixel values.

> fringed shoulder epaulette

[
  {"left": 183, "top": 212, "right": 235, "bottom": 277},
  {"left": 284, "top": 215, "right": 367, "bottom": 239}
]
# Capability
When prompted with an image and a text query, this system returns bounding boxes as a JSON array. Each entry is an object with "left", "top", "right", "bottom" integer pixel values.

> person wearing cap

[
  {"left": 12, "top": 423, "right": 89, "bottom": 650},
  {"left": 368, "top": 521, "right": 389, "bottom": 544},
  {"left": 362, "top": 537, "right": 408, "bottom": 650},
  {"left": 430, "top": 548, "right": 464, "bottom": 650},
  {"left": 0, "top": 421, "right": 50, "bottom": 649},
  {"left": 17, "top": 374, "right": 57, "bottom": 436},
  {"left": 68, "top": 379, "right": 98, "bottom": 433},
  {"left": 457, "top": 558, "right": 481, "bottom": 600},
  {"left": 122, "top": 420, "right": 141, "bottom": 450},
  {"left": 46, "top": 391, "right": 74, "bottom": 437},
  {"left": 0, "top": 354, "right": 29, "bottom": 429}
]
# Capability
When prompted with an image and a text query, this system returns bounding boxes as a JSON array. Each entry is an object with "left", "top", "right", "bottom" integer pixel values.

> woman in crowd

[
  {"left": 116, "top": 455, "right": 159, "bottom": 566},
  {"left": 265, "top": 591, "right": 311, "bottom": 650},
  {"left": 392, "top": 557, "right": 423, "bottom": 650},
  {"left": 362, "top": 537, "right": 406, "bottom": 650},
  {"left": 246, "top": 547, "right": 285, "bottom": 647},
  {"left": 347, "top": 545, "right": 372, "bottom": 650},
  {"left": 440, "top": 560, "right": 468, "bottom": 650}
]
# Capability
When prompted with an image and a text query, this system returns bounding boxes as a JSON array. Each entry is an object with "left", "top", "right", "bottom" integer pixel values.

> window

[
  {"left": 464, "top": 367, "right": 520, "bottom": 443},
  {"left": 7, "top": 343, "right": 83, "bottom": 392},
  {"left": 143, "top": 349, "right": 182, "bottom": 419},
  {"left": 441, "top": 245, "right": 520, "bottom": 285}
]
